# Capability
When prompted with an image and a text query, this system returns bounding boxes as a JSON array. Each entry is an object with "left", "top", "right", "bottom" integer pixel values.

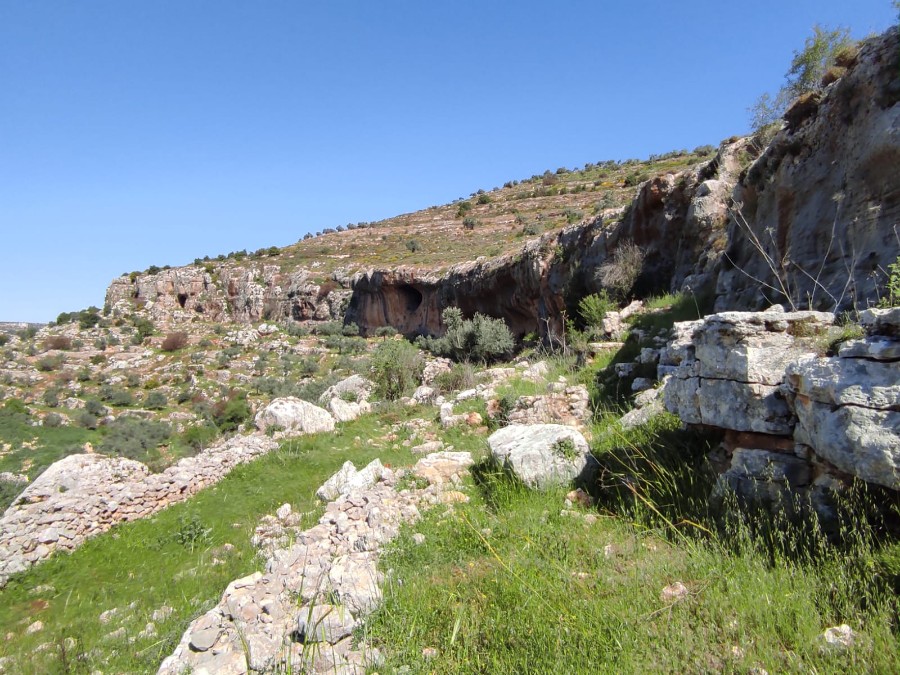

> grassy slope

[
  {"left": 368, "top": 438, "right": 900, "bottom": 674},
  {"left": 0, "top": 407, "right": 473, "bottom": 674}
]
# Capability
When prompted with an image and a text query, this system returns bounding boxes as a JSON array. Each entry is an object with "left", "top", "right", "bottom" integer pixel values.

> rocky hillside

[{"left": 103, "top": 30, "right": 900, "bottom": 343}]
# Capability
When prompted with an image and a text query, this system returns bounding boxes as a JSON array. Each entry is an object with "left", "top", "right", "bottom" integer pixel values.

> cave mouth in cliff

[
  {"left": 397, "top": 284, "right": 423, "bottom": 313},
  {"left": 177, "top": 293, "right": 188, "bottom": 308}
]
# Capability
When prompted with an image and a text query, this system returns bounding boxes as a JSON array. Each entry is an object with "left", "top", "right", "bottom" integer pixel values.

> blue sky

[{"left": 1, "top": 1, "right": 896, "bottom": 322}]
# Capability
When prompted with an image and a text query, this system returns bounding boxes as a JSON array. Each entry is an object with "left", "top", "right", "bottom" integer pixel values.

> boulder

[
  {"left": 318, "top": 375, "right": 374, "bottom": 406},
  {"left": 413, "top": 451, "right": 474, "bottom": 485},
  {"left": 488, "top": 424, "right": 598, "bottom": 489},
  {"left": 254, "top": 397, "right": 335, "bottom": 435},
  {"left": 326, "top": 397, "right": 371, "bottom": 423},
  {"left": 786, "top": 355, "right": 900, "bottom": 489},
  {"left": 316, "top": 460, "right": 385, "bottom": 502}
]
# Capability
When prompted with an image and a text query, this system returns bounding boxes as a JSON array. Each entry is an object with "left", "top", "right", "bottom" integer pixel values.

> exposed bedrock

[
  {"left": 716, "top": 28, "right": 900, "bottom": 313},
  {"left": 663, "top": 307, "right": 900, "bottom": 514}
]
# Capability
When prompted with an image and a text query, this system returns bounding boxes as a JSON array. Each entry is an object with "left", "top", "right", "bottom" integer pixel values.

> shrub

[
  {"left": 315, "top": 321, "right": 344, "bottom": 337},
  {"left": 44, "top": 336, "right": 72, "bottom": 351},
  {"left": 98, "top": 385, "right": 134, "bottom": 407},
  {"left": 476, "top": 194, "right": 492, "bottom": 205},
  {"left": 750, "top": 24, "right": 853, "bottom": 130},
  {"left": 405, "top": 239, "right": 421, "bottom": 253},
  {"left": 880, "top": 256, "right": 900, "bottom": 308},
  {"left": 455, "top": 201, "right": 473, "bottom": 218},
  {"left": 181, "top": 423, "right": 218, "bottom": 450},
  {"left": 0, "top": 334, "right": 7, "bottom": 347},
  {"left": 161, "top": 332, "right": 189, "bottom": 352},
  {"left": 98, "top": 417, "right": 171, "bottom": 462},
  {"left": 420, "top": 307, "right": 514, "bottom": 364},
  {"left": 597, "top": 240, "right": 645, "bottom": 300},
  {"left": 433, "top": 362, "right": 476, "bottom": 394},
  {"left": 36, "top": 354, "right": 65, "bottom": 372},
  {"left": 578, "top": 291, "right": 616, "bottom": 336},
  {"left": 210, "top": 390, "right": 251, "bottom": 432},
  {"left": 144, "top": 391, "right": 168, "bottom": 410},
  {"left": 75, "top": 410, "right": 98, "bottom": 429},
  {"left": 42, "top": 412, "right": 64, "bottom": 428},
  {"left": 462, "top": 217, "right": 478, "bottom": 231},
  {"left": 42, "top": 388, "right": 60, "bottom": 408},
  {"left": 132, "top": 317, "right": 155, "bottom": 344},
  {"left": 371, "top": 339, "right": 423, "bottom": 400},
  {"left": 85, "top": 400, "right": 106, "bottom": 416},
  {"left": 374, "top": 326, "right": 398, "bottom": 340}
]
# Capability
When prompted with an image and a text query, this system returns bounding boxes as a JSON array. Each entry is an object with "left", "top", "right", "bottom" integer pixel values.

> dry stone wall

[
  {"left": 158, "top": 451, "right": 475, "bottom": 675},
  {"left": 0, "top": 435, "right": 279, "bottom": 587}
]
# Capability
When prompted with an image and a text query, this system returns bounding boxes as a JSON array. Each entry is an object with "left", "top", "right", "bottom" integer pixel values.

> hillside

[{"left": 0, "top": 23, "right": 897, "bottom": 675}]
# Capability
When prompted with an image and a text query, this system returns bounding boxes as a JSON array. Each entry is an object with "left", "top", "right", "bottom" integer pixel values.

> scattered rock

[
  {"left": 819, "top": 624, "right": 857, "bottom": 651},
  {"left": 488, "top": 424, "right": 598, "bottom": 489},
  {"left": 255, "top": 397, "right": 335, "bottom": 435},
  {"left": 660, "top": 582, "right": 689, "bottom": 603}
]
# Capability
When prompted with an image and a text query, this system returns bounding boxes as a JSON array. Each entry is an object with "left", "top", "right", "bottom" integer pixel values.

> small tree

[
  {"left": 750, "top": 24, "right": 853, "bottom": 131},
  {"left": 370, "top": 339, "right": 423, "bottom": 400},
  {"left": 420, "top": 307, "right": 514, "bottom": 364}
]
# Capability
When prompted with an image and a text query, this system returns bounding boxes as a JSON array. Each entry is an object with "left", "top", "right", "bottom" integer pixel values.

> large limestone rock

[
  {"left": 488, "top": 424, "right": 598, "bottom": 488},
  {"left": 664, "top": 310, "right": 833, "bottom": 434},
  {"left": 316, "top": 460, "right": 385, "bottom": 501},
  {"left": 254, "top": 397, "right": 335, "bottom": 435},
  {"left": 786, "top": 355, "right": 900, "bottom": 489},
  {"left": 318, "top": 375, "right": 374, "bottom": 406}
]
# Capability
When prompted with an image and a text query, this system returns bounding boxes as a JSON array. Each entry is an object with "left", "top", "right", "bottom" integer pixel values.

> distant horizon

[{"left": 2, "top": 1, "right": 896, "bottom": 323}]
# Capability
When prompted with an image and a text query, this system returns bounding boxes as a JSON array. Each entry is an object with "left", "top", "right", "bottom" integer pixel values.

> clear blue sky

[{"left": 1, "top": 1, "right": 896, "bottom": 322}]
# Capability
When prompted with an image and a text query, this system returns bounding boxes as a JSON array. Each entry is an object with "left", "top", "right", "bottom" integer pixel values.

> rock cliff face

[
  {"left": 663, "top": 307, "right": 900, "bottom": 518},
  {"left": 105, "top": 265, "right": 350, "bottom": 327},
  {"left": 716, "top": 28, "right": 900, "bottom": 312},
  {"left": 105, "top": 29, "right": 899, "bottom": 334},
  {"left": 346, "top": 140, "right": 748, "bottom": 338}
]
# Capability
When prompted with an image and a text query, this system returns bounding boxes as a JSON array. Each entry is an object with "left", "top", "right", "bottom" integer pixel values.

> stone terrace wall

[{"left": 0, "top": 435, "right": 278, "bottom": 587}]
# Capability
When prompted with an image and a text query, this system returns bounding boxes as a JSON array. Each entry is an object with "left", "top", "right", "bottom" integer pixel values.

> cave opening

[
  {"left": 177, "top": 293, "right": 188, "bottom": 308},
  {"left": 397, "top": 284, "right": 423, "bottom": 313}
]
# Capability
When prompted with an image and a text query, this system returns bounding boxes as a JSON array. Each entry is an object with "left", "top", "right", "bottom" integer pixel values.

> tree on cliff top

[{"left": 750, "top": 24, "right": 853, "bottom": 131}]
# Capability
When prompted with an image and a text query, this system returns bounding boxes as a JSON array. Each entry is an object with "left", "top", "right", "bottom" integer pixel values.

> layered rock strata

[{"left": 663, "top": 307, "right": 899, "bottom": 512}]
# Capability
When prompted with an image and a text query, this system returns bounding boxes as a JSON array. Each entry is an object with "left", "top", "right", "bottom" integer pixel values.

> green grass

[
  {"left": 0, "top": 406, "right": 98, "bottom": 509},
  {"left": 366, "top": 449, "right": 900, "bottom": 674},
  {"left": 0, "top": 410, "right": 430, "bottom": 674}
]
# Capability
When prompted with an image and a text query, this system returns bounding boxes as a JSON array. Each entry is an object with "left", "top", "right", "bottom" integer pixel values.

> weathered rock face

[
  {"left": 665, "top": 309, "right": 834, "bottom": 434},
  {"left": 105, "top": 264, "right": 349, "bottom": 327},
  {"left": 715, "top": 28, "right": 900, "bottom": 313},
  {"left": 663, "top": 306, "right": 900, "bottom": 512}
]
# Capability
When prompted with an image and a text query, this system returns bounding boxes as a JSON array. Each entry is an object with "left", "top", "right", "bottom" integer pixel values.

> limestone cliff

[
  {"left": 104, "top": 28, "right": 900, "bottom": 334},
  {"left": 716, "top": 28, "right": 900, "bottom": 312}
]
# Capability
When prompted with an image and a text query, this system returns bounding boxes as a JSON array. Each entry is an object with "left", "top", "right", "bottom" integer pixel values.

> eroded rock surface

[{"left": 488, "top": 424, "right": 597, "bottom": 488}]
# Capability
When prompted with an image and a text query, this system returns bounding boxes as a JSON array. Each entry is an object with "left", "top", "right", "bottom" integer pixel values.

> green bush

[
  {"left": 476, "top": 194, "right": 492, "bottom": 205},
  {"left": 98, "top": 417, "right": 171, "bottom": 463},
  {"left": 36, "top": 354, "right": 66, "bottom": 372},
  {"left": 210, "top": 391, "right": 251, "bottom": 432},
  {"left": 181, "top": 423, "right": 218, "bottom": 450},
  {"left": 370, "top": 339, "right": 423, "bottom": 400},
  {"left": 405, "top": 239, "right": 421, "bottom": 253},
  {"left": 420, "top": 307, "right": 514, "bottom": 364},
  {"left": 462, "top": 217, "right": 478, "bottom": 231},
  {"left": 144, "top": 391, "right": 168, "bottom": 410},
  {"left": 578, "top": 290, "right": 615, "bottom": 336}
]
